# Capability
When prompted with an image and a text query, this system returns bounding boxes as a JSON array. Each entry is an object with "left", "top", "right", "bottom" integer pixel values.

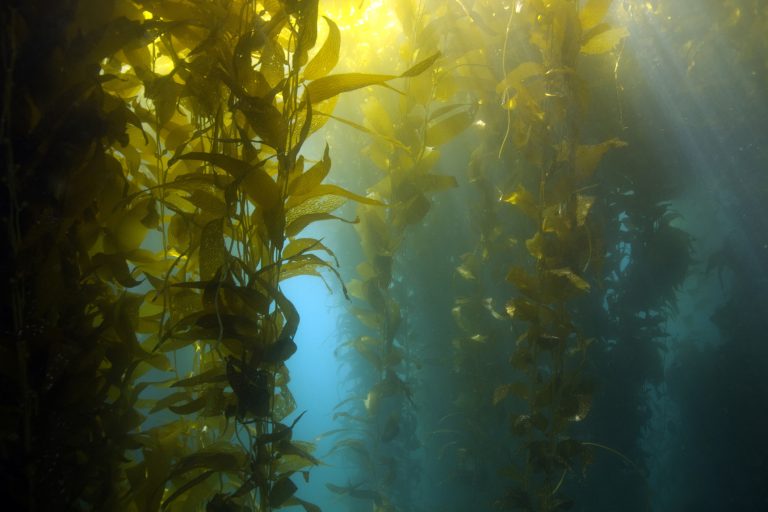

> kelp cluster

[{"left": 0, "top": 0, "right": 432, "bottom": 510}]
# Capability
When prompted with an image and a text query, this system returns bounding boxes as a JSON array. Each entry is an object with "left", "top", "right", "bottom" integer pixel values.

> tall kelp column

[{"left": 0, "top": 0, "right": 420, "bottom": 510}]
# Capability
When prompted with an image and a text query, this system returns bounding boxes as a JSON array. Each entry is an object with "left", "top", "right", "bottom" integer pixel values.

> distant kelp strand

[
  {"left": 483, "top": 1, "right": 632, "bottom": 510},
  {"left": 327, "top": 1, "right": 477, "bottom": 509}
]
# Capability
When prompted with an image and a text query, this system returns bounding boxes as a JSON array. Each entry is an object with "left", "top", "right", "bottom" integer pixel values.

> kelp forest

[{"left": 2, "top": 0, "right": 767, "bottom": 511}]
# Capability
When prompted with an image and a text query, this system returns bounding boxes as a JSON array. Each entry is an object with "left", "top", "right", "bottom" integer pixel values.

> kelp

[{"left": 1, "top": 0, "right": 389, "bottom": 510}]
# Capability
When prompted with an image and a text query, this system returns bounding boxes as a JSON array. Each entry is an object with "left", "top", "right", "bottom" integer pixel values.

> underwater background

[{"left": 1, "top": 0, "right": 766, "bottom": 511}]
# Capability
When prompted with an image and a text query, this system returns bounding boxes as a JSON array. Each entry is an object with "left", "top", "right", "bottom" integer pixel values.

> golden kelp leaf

[
  {"left": 493, "top": 382, "right": 528, "bottom": 405},
  {"left": 305, "top": 72, "right": 393, "bottom": 103},
  {"left": 285, "top": 212, "right": 357, "bottom": 238},
  {"left": 579, "top": 0, "right": 614, "bottom": 31},
  {"left": 503, "top": 184, "right": 538, "bottom": 219},
  {"left": 581, "top": 25, "right": 629, "bottom": 55},
  {"left": 495, "top": 61, "right": 544, "bottom": 94},
  {"left": 286, "top": 194, "right": 346, "bottom": 227},
  {"left": 290, "top": 184, "right": 383, "bottom": 208},
  {"left": 576, "top": 194, "right": 596, "bottom": 226},
  {"left": 288, "top": 144, "right": 331, "bottom": 197},
  {"left": 425, "top": 109, "right": 474, "bottom": 147},
  {"left": 575, "top": 138, "right": 627, "bottom": 180},
  {"left": 199, "top": 218, "right": 227, "bottom": 281},
  {"left": 283, "top": 237, "right": 338, "bottom": 264},
  {"left": 548, "top": 268, "right": 591, "bottom": 292},
  {"left": 303, "top": 16, "right": 340, "bottom": 80},
  {"left": 304, "top": 52, "right": 440, "bottom": 103}
]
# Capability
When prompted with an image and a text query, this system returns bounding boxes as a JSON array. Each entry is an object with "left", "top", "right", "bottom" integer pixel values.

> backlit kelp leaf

[
  {"left": 495, "top": 61, "right": 544, "bottom": 94},
  {"left": 278, "top": 440, "right": 321, "bottom": 466},
  {"left": 288, "top": 184, "right": 384, "bottom": 209},
  {"left": 172, "top": 152, "right": 280, "bottom": 210},
  {"left": 303, "top": 16, "right": 340, "bottom": 80},
  {"left": 575, "top": 138, "right": 627, "bottom": 180},
  {"left": 285, "top": 209, "right": 358, "bottom": 237},
  {"left": 579, "top": 0, "right": 614, "bottom": 31},
  {"left": 183, "top": 189, "right": 228, "bottom": 218},
  {"left": 425, "top": 109, "right": 475, "bottom": 147},
  {"left": 288, "top": 144, "right": 331, "bottom": 197},
  {"left": 304, "top": 52, "right": 440, "bottom": 103},
  {"left": 283, "top": 238, "right": 339, "bottom": 266},
  {"left": 503, "top": 184, "right": 538, "bottom": 219},
  {"left": 581, "top": 25, "right": 629, "bottom": 55}
]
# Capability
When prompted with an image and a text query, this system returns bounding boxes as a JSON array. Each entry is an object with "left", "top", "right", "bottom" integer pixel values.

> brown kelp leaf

[
  {"left": 493, "top": 382, "right": 528, "bottom": 405},
  {"left": 548, "top": 268, "right": 591, "bottom": 292},
  {"left": 172, "top": 368, "right": 227, "bottom": 388},
  {"left": 303, "top": 16, "right": 340, "bottom": 80},
  {"left": 199, "top": 218, "right": 227, "bottom": 281},
  {"left": 269, "top": 477, "right": 298, "bottom": 507},
  {"left": 169, "top": 447, "right": 245, "bottom": 479},
  {"left": 503, "top": 184, "right": 538, "bottom": 219}
]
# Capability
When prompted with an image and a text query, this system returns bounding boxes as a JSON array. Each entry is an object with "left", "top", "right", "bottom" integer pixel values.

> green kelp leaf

[
  {"left": 303, "top": 17, "right": 340, "bottom": 80},
  {"left": 168, "top": 395, "right": 207, "bottom": 415},
  {"left": 170, "top": 447, "right": 245, "bottom": 479},
  {"left": 425, "top": 109, "right": 474, "bottom": 147},
  {"left": 199, "top": 218, "right": 227, "bottom": 281},
  {"left": 581, "top": 25, "right": 629, "bottom": 55},
  {"left": 269, "top": 477, "right": 298, "bottom": 508},
  {"left": 575, "top": 138, "right": 627, "bottom": 180},
  {"left": 579, "top": 0, "right": 614, "bottom": 31},
  {"left": 161, "top": 470, "right": 215, "bottom": 510},
  {"left": 278, "top": 440, "right": 321, "bottom": 466},
  {"left": 493, "top": 382, "right": 528, "bottom": 405},
  {"left": 150, "top": 391, "right": 192, "bottom": 413},
  {"left": 548, "top": 268, "right": 591, "bottom": 292},
  {"left": 304, "top": 52, "right": 440, "bottom": 103}
]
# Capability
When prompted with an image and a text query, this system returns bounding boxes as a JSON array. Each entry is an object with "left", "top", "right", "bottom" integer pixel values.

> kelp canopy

[{"left": 2, "top": 0, "right": 766, "bottom": 511}]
